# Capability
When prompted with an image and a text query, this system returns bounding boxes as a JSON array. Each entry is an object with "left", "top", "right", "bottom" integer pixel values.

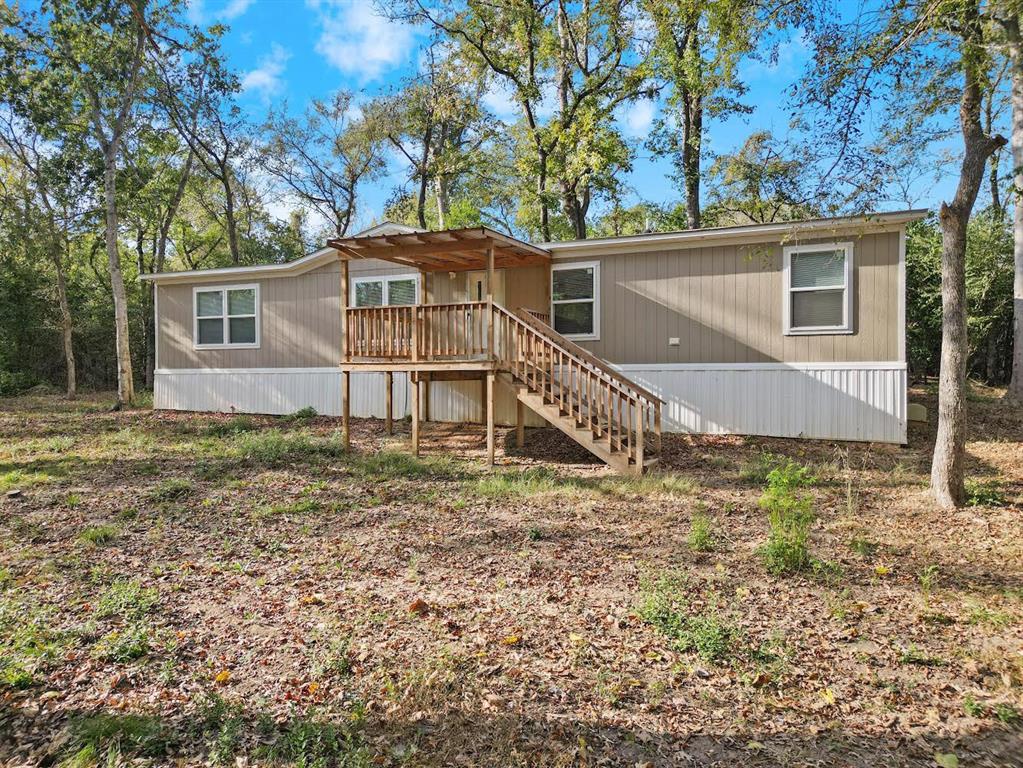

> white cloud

[
  {"left": 186, "top": 0, "right": 254, "bottom": 24},
  {"left": 222, "top": 0, "right": 253, "bottom": 19},
  {"left": 308, "top": 0, "right": 416, "bottom": 81},
  {"left": 240, "top": 43, "right": 290, "bottom": 100},
  {"left": 621, "top": 98, "right": 656, "bottom": 137}
]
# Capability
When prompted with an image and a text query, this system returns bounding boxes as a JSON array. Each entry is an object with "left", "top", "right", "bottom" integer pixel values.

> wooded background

[{"left": 0, "top": 0, "right": 1018, "bottom": 398}]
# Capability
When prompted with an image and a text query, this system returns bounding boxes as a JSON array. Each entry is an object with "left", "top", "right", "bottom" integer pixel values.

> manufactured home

[{"left": 141, "top": 210, "right": 924, "bottom": 472}]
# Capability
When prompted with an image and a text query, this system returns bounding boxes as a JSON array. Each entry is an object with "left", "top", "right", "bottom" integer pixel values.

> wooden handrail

[
  {"left": 343, "top": 300, "right": 662, "bottom": 466},
  {"left": 513, "top": 308, "right": 664, "bottom": 405}
]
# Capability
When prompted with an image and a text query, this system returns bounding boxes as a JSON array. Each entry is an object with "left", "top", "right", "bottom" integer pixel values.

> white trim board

[{"left": 613, "top": 361, "right": 906, "bottom": 372}]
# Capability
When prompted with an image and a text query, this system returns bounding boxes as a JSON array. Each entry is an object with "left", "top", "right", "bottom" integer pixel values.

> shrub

[
  {"left": 758, "top": 461, "right": 816, "bottom": 575},
  {"left": 0, "top": 371, "right": 37, "bottom": 397},
  {"left": 282, "top": 406, "right": 318, "bottom": 421},
  {"left": 687, "top": 512, "right": 715, "bottom": 552}
]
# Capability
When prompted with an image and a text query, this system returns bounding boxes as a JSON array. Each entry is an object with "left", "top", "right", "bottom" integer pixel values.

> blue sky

[{"left": 194, "top": 0, "right": 961, "bottom": 232}]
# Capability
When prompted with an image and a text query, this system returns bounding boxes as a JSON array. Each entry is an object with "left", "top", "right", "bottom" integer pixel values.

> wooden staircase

[
  {"left": 492, "top": 307, "right": 663, "bottom": 474},
  {"left": 342, "top": 299, "right": 663, "bottom": 473}
]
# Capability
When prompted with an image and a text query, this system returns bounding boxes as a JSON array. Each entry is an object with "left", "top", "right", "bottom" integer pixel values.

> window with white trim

[
  {"left": 194, "top": 284, "right": 260, "bottom": 348},
  {"left": 352, "top": 274, "right": 419, "bottom": 307},
  {"left": 783, "top": 243, "right": 853, "bottom": 335},
  {"left": 551, "top": 261, "right": 599, "bottom": 340}
]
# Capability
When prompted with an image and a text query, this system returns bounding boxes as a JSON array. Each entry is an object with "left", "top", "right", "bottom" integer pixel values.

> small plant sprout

[{"left": 687, "top": 511, "right": 715, "bottom": 552}]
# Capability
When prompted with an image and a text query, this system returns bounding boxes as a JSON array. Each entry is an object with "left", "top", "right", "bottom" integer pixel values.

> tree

[
  {"left": 396, "top": 0, "right": 648, "bottom": 240},
  {"left": 643, "top": 0, "right": 766, "bottom": 228},
  {"left": 0, "top": 111, "right": 92, "bottom": 398},
  {"left": 801, "top": 0, "right": 1007, "bottom": 507},
  {"left": 703, "top": 131, "right": 819, "bottom": 225},
  {"left": 262, "top": 90, "right": 384, "bottom": 239}
]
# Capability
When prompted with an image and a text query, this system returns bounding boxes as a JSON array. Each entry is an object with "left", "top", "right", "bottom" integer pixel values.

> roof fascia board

[
  {"left": 140, "top": 247, "right": 339, "bottom": 284},
  {"left": 545, "top": 211, "right": 927, "bottom": 258}
]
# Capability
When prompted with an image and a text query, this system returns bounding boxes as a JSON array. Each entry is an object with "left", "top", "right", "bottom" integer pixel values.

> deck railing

[{"left": 344, "top": 301, "right": 662, "bottom": 466}]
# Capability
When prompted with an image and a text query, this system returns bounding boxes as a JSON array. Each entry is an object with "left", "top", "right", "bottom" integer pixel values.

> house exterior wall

[
  {"left": 553, "top": 231, "right": 901, "bottom": 365},
  {"left": 153, "top": 224, "right": 908, "bottom": 442}
]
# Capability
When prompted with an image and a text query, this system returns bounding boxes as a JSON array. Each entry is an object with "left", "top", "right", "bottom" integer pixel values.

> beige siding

[
  {"left": 557, "top": 232, "right": 900, "bottom": 364},
  {"left": 157, "top": 261, "right": 344, "bottom": 369}
]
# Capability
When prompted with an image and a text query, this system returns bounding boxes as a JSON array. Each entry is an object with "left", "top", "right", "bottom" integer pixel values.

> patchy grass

[
  {"left": 77, "top": 524, "right": 118, "bottom": 546},
  {"left": 0, "top": 390, "right": 1021, "bottom": 766}
]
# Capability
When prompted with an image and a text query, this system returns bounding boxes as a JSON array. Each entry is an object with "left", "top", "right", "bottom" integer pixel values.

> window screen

[
  {"left": 785, "top": 246, "right": 850, "bottom": 333},
  {"left": 194, "top": 286, "right": 258, "bottom": 347},
  {"left": 551, "top": 264, "right": 598, "bottom": 338}
]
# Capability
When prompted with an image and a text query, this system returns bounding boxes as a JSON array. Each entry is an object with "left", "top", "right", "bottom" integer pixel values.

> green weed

[
  {"left": 93, "top": 624, "right": 150, "bottom": 662},
  {"left": 203, "top": 415, "right": 258, "bottom": 437},
  {"left": 687, "top": 512, "right": 715, "bottom": 552},
  {"left": 257, "top": 711, "right": 370, "bottom": 768},
  {"left": 739, "top": 451, "right": 787, "bottom": 484},
  {"left": 62, "top": 713, "right": 169, "bottom": 765},
  {"left": 78, "top": 525, "right": 118, "bottom": 546},
  {"left": 965, "top": 479, "right": 1007, "bottom": 507},
  {"left": 638, "top": 572, "right": 741, "bottom": 664},
  {"left": 96, "top": 579, "right": 158, "bottom": 621},
  {"left": 758, "top": 461, "right": 816, "bottom": 575}
]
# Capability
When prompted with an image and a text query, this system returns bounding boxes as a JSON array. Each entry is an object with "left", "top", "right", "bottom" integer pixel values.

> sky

[{"left": 193, "top": 0, "right": 959, "bottom": 234}]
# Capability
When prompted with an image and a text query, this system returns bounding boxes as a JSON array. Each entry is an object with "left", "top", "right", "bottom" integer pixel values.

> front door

[{"left": 467, "top": 270, "right": 506, "bottom": 305}]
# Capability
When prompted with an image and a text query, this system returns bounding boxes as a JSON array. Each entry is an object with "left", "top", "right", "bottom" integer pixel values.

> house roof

[
  {"left": 326, "top": 225, "right": 550, "bottom": 272},
  {"left": 140, "top": 210, "right": 927, "bottom": 283},
  {"left": 542, "top": 209, "right": 929, "bottom": 257}
]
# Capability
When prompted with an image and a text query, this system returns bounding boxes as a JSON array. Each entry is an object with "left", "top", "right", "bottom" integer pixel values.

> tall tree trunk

[
  {"left": 931, "top": 27, "right": 1007, "bottom": 508},
  {"left": 1008, "top": 24, "right": 1023, "bottom": 402},
  {"left": 537, "top": 152, "right": 551, "bottom": 241},
  {"left": 103, "top": 148, "right": 135, "bottom": 406},
  {"left": 224, "top": 184, "right": 241, "bottom": 265},
  {"left": 52, "top": 246, "right": 76, "bottom": 400},
  {"left": 681, "top": 87, "right": 702, "bottom": 229},
  {"left": 435, "top": 175, "right": 449, "bottom": 229}
]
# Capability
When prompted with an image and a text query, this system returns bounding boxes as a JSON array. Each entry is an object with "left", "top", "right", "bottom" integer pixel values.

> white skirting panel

[
  {"left": 154, "top": 368, "right": 544, "bottom": 428},
  {"left": 615, "top": 363, "right": 907, "bottom": 444},
  {"left": 155, "top": 362, "right": 906, "bottom": 443}
]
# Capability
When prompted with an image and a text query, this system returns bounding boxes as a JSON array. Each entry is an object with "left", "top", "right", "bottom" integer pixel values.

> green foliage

[
  {"left": 234, "top": 429, "right": 345, "bottom": 466},
  {"left": 906, "top": 213, "right": 1016, "bottom": 383},
  {"left": 194, "top": 693, "right": 246, "bottom": 765},
  {"left": 64, "top": 713, "right": 170, "bottom": 764},
  {"left": 964, "top": 479, "right": 1007, "bottom": 507},
  {"left": 93, "top": 624, "right": 150, "bottom": 662},
  {"left": 258, "top": 711, "right": 370, "bottom": 768},
  {"left": 638, "top": 572, "right": 741, "bottom": 663},
  {"left": 204, "top": 416, "right": 259, "bottom": 437},
  {"left": 96, "top": 579, "right": 158, "bottom": 621},
  {"left": 758, "top": 461, "right": 816, "bottom": 575},
  {"left": 0, "top": 370, "right": 37, "bottom": 396},
  {"left": 282, "top": 406, "right": 318, "bottom": 421},
  {"left": 687, "top": 512, "right": 715, "bottom": 552},
  {"left": 0, "top": 594, "right": 65, "bottom": 690},
  {"left": 77, "top": 525, "right": 118, "bottom": 546},
  {"left": 739, "top": 451, "right": 788, "bottom": 484}
]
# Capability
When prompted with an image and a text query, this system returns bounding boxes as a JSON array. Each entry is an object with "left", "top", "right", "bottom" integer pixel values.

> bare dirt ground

[{"left": 0, "top": 384, "right": 1021, "bottom": 767}]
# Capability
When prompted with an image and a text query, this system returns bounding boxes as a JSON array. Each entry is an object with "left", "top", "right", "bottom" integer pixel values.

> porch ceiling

[{"left": 326, "top": 226, "right": 550, "bottom": 272}]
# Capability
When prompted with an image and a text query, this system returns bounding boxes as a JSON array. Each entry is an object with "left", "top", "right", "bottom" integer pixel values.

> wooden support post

[
  {"left": 516, "top": 399, "right": 525, "bottom": 449},
  {"left": 486, "top": 371, "right": 495, "bottom": 467},
  {"left": 411, "top": 373, "right": 420, "bottom": 457},
  {"left": 340, "top": 259, "right": 350, "bottom": 362},
  {"left": 342, "top": 370, "right": 351, "bottom": 451},
  {"left": 635, "top": 401, "right": 644, "bottom": 472},
  {"left": 423, "top": 373, "right": 431, "bottom": 422},
  {"left": 486, "top": 243, "right": 495, "bottom": 356},
  {"left": 385, "top": 371, "right": 393, "bottom": 435}
]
